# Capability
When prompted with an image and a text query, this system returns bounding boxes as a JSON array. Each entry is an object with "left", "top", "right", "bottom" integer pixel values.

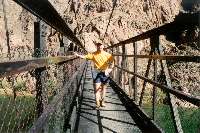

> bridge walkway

[{"left": 74, "top": 64, "right": 141, "bottom": 133}]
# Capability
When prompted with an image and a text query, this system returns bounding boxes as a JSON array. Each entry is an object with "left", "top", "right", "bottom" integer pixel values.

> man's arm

[
  {"left": 74, "top": 52, "right": 86, "bottom": 59},
  {"left": 74, "top": 52, "right": 94, "bottom": 60}
]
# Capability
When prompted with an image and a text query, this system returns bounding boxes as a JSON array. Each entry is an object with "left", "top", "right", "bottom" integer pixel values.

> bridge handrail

[
  {"left": 28, "top": 61, "right": 87, "bottom": 133},
  {"left": 105, "top": 12, "right": 199, "bottom": 49},
  {"left": 112, "top": 54, "right": 200, "bottom": 62},
  {"left": 114, "top": 65, "right": 200, "bottom": 107},
  {"left": 109, "top": 14, "right": 200, "bottom": 131},
  {"left": 0, "top": 1, "right": 86, "bottom": 132},
  {"left": 0, "top": 55, "right": 78, "bottom": 78},
  {"left": 13, "top": 0, "right": 86, "bottom": 51}
]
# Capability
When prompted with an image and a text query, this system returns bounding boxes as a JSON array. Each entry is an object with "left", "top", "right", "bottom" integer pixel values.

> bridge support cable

[
  {"left": 13, "top": 0, "right": 86, "bottom": 52},
  {"left": 103, "top": 0, "right": 117, "bottom": 45}
]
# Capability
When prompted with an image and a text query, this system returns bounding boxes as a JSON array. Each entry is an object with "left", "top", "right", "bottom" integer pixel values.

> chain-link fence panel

[{"left": 0, "top": 72, "right": 37, "bottom": 132}]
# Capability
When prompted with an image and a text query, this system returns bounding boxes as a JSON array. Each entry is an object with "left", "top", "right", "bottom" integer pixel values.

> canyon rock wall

[{"left": 0, "top": 0, "right": 182, "bottom": 54}]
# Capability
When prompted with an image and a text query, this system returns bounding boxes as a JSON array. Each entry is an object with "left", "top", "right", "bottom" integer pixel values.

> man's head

[{"left": 95, "top": 43, "right": 104, "bottom": 51}]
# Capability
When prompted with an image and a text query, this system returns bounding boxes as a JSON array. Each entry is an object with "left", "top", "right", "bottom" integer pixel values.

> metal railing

[
  {"left": 28, "top": 61, "right": 87, "bottom": 133},
  {"left": 0, "top": 55, "right": 86, "bottom": 132},
  {"left": 107, "top": 12, "right": 200, "bottom": 133},
  {"left": 0, "top": 0, "right": 87, "bottom": 132}
]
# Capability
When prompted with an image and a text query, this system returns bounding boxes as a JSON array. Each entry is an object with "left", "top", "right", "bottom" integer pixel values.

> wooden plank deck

[{"left": 74, "top": 65, "right": 141, "bottom": 133}]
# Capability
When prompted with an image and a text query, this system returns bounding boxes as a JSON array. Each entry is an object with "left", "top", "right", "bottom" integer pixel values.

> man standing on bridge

[{"left": 74, "top": 42, "right": 114, "bottom": 108}]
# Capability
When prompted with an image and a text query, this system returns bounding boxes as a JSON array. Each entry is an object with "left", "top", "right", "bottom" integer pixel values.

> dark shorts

[{"left": 92, "top": 70, "right": 110, "bottom": 84}]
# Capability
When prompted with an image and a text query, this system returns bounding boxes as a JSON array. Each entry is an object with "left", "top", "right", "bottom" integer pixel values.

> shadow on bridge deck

[{"left": 73, "top": 65, "right": 141, "bottom": 133}]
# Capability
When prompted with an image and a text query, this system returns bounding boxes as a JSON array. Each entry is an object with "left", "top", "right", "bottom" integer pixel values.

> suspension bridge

[{"left": 0, "top": 0, "right": 199, "bottom": 133}]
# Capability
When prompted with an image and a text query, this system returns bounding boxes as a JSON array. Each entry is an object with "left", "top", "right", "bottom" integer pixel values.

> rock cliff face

[
  {"left": 55, "top": 0, "right": 182, "bottom": 52},
  {"left": 0, "top": 0, "right": 182, "bottom": 54}
]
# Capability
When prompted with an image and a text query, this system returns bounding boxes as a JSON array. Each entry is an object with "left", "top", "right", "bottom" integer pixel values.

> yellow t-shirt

[{"left": 84, "top": 51, "right": 114, "bottom": 71}]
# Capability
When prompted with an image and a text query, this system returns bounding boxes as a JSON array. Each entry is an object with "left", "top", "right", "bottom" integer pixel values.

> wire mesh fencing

[
  {"left": 29, "top": 59, "right": 87, "bottom": 133},
  {"left": 0, "top": 72, "right": 37, "bottom": 132},
  {"left": 0, "top": 54, "right": 86, "bottom": 132}
]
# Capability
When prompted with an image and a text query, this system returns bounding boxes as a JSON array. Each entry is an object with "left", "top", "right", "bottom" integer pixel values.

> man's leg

[
  {"left": 101, "top": 84, "right": 107, "bottom": 107},
  {"left": 95, "top": 83, "right": 102, "bottom": 108}
]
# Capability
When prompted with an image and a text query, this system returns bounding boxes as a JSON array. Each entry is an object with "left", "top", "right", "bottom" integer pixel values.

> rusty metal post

[
  {"left": 34, "top": 20, "right": 48, "bottom": 118},
  {"left": 133, "top": 42, "right": 138, "bottom": 102},
  {"left": 59, "top": 34, "right": 64, "bottom": 56},
  {"left": 34, "top": 22, "right": 41, "bottom": 57},
  {"left": 111, "top": 47, "right": 115, "bottom": 78},
  {"left": 34, "top": 21, "right": 43, "bottom": 117},
  {"left": 74, "top": 45, "right": 78, "bottom": 52},
  {"left": 73, "top": 43, "right": 75, "bottom": 52},
  {"left": 151, "top": 36, "right": 158, "bottom": 120},
  {"left": 112, "top": 47, "right": 117, "bottom": 80},
  {"left": 115, "top": 47, "right": 120, "bottom": 84},
  {"left": 67, "top": 42, "right": 74, "bottom": 55},
  {"left": 63, "top": 36, "right": 69, "bottom": 56},
  {"left": 121, "top": 45, "right": 126, "bottom": 89}
]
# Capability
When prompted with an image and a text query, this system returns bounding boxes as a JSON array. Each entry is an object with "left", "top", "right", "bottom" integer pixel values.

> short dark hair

[{"left": 95, "top": 43, "right": 103, "bottom": 46}]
